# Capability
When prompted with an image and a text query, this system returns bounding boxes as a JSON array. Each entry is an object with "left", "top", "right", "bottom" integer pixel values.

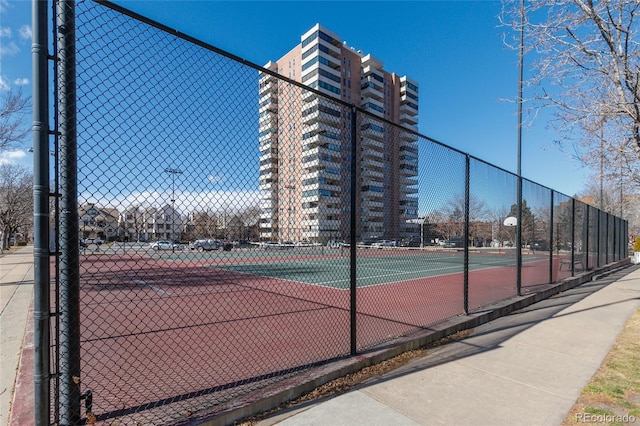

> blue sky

[{"left": 0, "top": 0, "right": 591, "bottom": 198}]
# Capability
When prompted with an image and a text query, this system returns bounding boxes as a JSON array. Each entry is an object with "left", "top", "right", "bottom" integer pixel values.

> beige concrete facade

[{"left": 259, "top": 24, "right": 419, "bottom": 243}]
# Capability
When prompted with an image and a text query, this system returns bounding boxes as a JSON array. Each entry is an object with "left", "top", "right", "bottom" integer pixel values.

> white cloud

[
  {"left": 0, "top": 27, "right": 11, "bottom": 38},
  {"left": 79, "top": 189, "right": 262, "bottom": 215},
  {"left": 14, "top": 77, "right": 29, "bottom": 86},
  {"left": 19, "top": 25, "right": 31, "bottom": 40},
  {"left": 0, "top": 40, "right": 19, "bottom": 56},
  {"left": 0, "top": 149, "right": 27, "bottom": 165},
  {"left": 0, "top": 0, "right": 10, "bottom": 14},
  {"left": 0, "top": 75, "right": 10, "bottom": 91}
]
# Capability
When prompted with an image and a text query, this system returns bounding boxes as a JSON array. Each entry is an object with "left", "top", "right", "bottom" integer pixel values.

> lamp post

[{"left": 164, "top": 168, "right": 183, "bottom": 252}]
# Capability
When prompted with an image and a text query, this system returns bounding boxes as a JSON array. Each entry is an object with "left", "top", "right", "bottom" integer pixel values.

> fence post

[
  {"left": 516, "top": 177, "right": 522, "bottom": 296},
  {"left": 32, "top": 0, "right": 50, "bottom": 424},
  {"left": 549, "top": 191, "right": 554, "bottom": 283},
  {"left": 463, "top": 155, "right": 470, "bottom": 314},
  {"left": 585, "top": 206, "right": 590, "bottom": 271},
  {"left": 349, "top": 106, "right": 357, "bottom": 355},
  {"left": 596, "top": 208, "right": 601, "bottom": 268},
  {"left": 570, "top": 198, "right": 576, "bottom": 275},
  {"left": 57, "top": 1, "right": 82, "bottom": 423}
]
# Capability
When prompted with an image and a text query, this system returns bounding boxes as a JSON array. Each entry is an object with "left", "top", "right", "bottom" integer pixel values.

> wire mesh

[
  {"left": 44, "top": 0, "right": 630, "bottom": 423},
  {"left": 467, "top": 159, "right": 518, "bottom": 310}
]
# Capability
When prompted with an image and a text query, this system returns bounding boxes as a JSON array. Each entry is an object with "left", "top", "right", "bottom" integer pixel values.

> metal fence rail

[{"left": 32, "top": 0, "right": 629, "bottom": 424}]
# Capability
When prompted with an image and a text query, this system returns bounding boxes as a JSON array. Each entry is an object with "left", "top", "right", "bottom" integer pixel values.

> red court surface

[{"left": 63, "top": 250, "right": 573, "bottom": 422}]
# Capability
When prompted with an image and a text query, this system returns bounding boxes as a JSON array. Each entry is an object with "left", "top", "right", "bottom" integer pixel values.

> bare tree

[
  {"left": 501, "top": 0, "right": 640, "bottom": 190},
  {"left": 431, "top": 194, "right": 491, "bottom": 243},
  {"left": 0, "top": 164, "right": 33, "bottom": 250},
  {"left": 1, "top": 87, "right": 32, "bottom": 151}
]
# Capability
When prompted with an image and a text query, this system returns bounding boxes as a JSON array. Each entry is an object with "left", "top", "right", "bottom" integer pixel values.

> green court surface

[{"left": 154, "top": 245, "right": 529, "bottom": 289}]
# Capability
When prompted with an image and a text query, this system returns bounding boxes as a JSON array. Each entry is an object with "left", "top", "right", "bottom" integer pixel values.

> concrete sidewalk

[
  {"left": 0, "top": 246, "right": 34, "bottom": 426},
  {"left": 257, "top": 265, "right": 640, "bottom": 426}
]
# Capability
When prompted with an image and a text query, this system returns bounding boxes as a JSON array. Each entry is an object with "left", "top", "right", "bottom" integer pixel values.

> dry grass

[{"left": 562, "top": 308, "right": 640, "bottom": 425}]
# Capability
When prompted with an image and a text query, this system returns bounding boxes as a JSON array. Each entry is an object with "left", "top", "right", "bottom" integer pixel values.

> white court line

[{"left": 127, "top": 275, "right": 171, "bottom": 296}]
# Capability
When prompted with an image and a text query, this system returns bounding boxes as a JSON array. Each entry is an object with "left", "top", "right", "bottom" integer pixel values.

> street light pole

[{"left": 164, "top": 168, "right": 183, "bottom": 252}]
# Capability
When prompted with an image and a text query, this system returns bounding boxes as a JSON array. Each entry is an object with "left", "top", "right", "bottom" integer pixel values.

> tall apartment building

[{"left": 258, "top": 23, "right": 419, "bottom": 243}]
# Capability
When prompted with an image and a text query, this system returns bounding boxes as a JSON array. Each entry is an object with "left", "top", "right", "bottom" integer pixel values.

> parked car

[
  {"left": 400, "top": 236, "right": 421, "bottom": 247},
  {"left": 191, "top": 239, "right": 221, "bottom": 252},
  {"left": 358, "top": 238, "right": 380, "bottom": 246},
  {"left": 232, "top": 239, "right": 251, "bottom": 247},
  {"left": 443, "top": 237, "right": 465, "bottom": 248},
  {"left": 261, "top": 241, "right": 294, "bottom": 250},
  {"left": 371, "top": 240, "right": 397, "bottom": 248},
  {"left": 529, "top": 240, "right": 549, "bottom": 251},
  {"left": 261, "top": 241, "right": 277, "bottom": 249},
  {"left": 150, "top": 240, "right": 182, "bottom": 251},
  {"left": 83, "top": 238, "right": 103, "bottom": 246}
]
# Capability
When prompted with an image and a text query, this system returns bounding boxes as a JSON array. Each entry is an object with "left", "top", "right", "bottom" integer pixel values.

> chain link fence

[{"left": 34, "top": 1, "right": 629, "bottom": 424}]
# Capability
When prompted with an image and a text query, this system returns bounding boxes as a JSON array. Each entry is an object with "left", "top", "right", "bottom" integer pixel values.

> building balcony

[
  {"left": 259, "top": 150, "right": 278, "bottom": 162},
  {"left": 259, "top": 71, "right": 277, "bottom": 84},
  {"left": 361, "top": 137, "right": 385, "bottom": 151},
  {"left": 260, "top": 197, "right": 278, "bottom": 210},
  {"left": 399, "top": 164, "right": 418, "bottom": 176},
  {"left": 400, "top": 102, "right": 418, "bottom": 115},
  {"left": 362, "top": 104, "right": 384, "bottom": 118},
  {"left": 400, "top": 176, "right": 418, "bottom": 187},
  {"left": 303, "top": 121, "right": 339, "bottom": 137},
  {"left": 399, "top": 129, "right": 419, "bottom": 141},
  {"left": 363, "top": 219, "right": 384, "bottom": 228},
  {"left": 400, "top": 76, "right": 419, "bottom": 95},
  {"left": 301, "top": 58, "right": 341, "bottom": 80},
  {"left": 366, "top": 97, "right": 384, "bottom": 111},
  {"left": 361, "top": 81, "right": 384, "bottom": 101},
  {"left": 361, "top": 53, "right": 383, "bottom": 69},
  {"left": 259, "top": 80, "right": 277, "bottom": 95},
  {"left": 400, "top": 154, "right": 418, "bottom": 166},
  {"left": 361, "top": 168, "right": 384, "bottom": 180},
  {"left": 362, "top": 210, "right": 384, "bottom": 218},
  {"left": 259, "top": 168, "right": 278, "bottom": 179},
  {"left": 400, "top": 92, "right": 418, "bottom": 104},
  {"left": 259, "top": 91, "right": 278, "bottom": 104},
  {"left": 302, "top": 89, "right": 318, "bottom": 103},
  {"left": 361, "top": 157, "right": 385, "bottom": 170},
  {"left": 302, "top": 108, "right": 339, "bottom": 126},
  {"left": 361, "top": 199, "right": 384, "bottom": 209},
  {"left": 360, "top": 125, "right": 386, "bottom": 142},
  {"left": 303, "top": 218, "right": 341, "bottom": 228},
  {"left": 362, "top": 65, "right": 385, "bottom": 82},
  {"left": 399, "top": 113, "right": 418, "bottom": 125},
  {"left": 303, "top": 181, "right": 341, "bottom": 193},
  {"left": 310, "top": 205, "right": 341, "bottom": 215},
  {"left": 302, "top": 156, "right": 338, "bottom": 172},
  {"left": 259, "top": 133, "right": 278, "bottom": 145},
  {"left": 399, "top": 144, "right": 418, "bottom": 155},
  {"left": 402, "top": 185, "right": 419, "bottom": 194},
  {"left": 362, "top": 148, "right": 385, "bottom": 161},
  {"left": 258, "top": 122, "right": 277, "bottom": 134},
  {"left": 259, "top": 140, "right": 277, "bottom": 154},
  {"left": 317, "top": 39, "right": 341, "bottom": 57},
  {"left": 258, "top": 103, "right": 278, "bottom": 115}
]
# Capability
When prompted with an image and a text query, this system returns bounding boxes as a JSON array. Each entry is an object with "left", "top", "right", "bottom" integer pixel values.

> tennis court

[
  {"left": 78, "top": 244, "right": 541, "bottom": 421},
  {"left": 143, "top": 244, "right": 533, "bottom": 291}
]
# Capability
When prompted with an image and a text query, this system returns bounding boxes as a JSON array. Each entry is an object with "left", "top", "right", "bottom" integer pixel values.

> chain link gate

[{"left": 33, "top": 0, "right": 629, "bottom": 424}]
